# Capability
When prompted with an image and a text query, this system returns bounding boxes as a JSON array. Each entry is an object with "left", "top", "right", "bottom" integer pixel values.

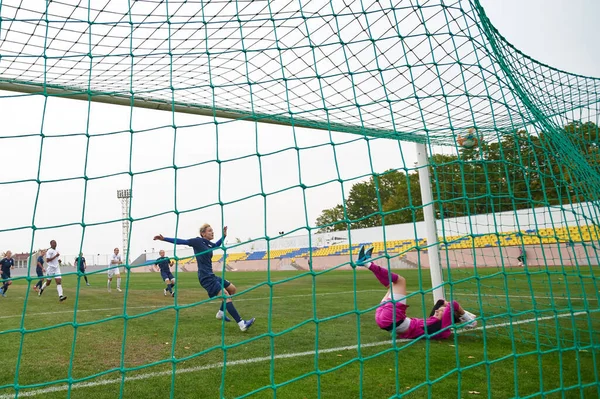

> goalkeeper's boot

[{"left": 459, "top": 310, "right": 477, "bottom": 329}]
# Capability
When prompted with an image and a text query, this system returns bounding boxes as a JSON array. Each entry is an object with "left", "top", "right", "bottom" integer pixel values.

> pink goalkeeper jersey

[
  {"left": 397, "top": 316, "right": 451, "bottom": 340},
  {"left": 376, "top": 301, "right": 456, "bottom": 340}
]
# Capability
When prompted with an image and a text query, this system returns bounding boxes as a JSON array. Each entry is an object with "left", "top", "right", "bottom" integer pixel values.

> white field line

[
  {"left": 1, "top": 289, "right": 596, "bottom": 321},
  {"left": 0, "top": 311, "right": 590, "bottom": 399},
  {"left": 461, "top": 293, "right": 598, "bottom": 301}
]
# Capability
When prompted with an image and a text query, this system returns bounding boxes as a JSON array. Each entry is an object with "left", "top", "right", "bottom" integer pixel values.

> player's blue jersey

[
  {"left": 155, "top": 256, "right": 172, "bottom": 273},
  {"left": 75, "top": 257, "right": 86, "bottom": 269},
  {"left": 36, "top": 256, "right": 44, "bottom": 269},
  {"left": 0, "top": 257, "right": 14, "bottom": 272},
  {"left": 163, "top": 236, "right": 222, "bottom": 283}
]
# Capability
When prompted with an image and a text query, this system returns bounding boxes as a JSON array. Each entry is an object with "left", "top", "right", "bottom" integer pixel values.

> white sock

[
  {"left": 216, "top": 310, "right": 224, "bottom": 317},
  {"left": 238, "top": 320, "right": 245, "bottom": 328},
  {"left": 107, "top": 280, "right": 111, "bottom": 289},
  {"left": 117, "top": 277, "right": 121, "bottom": 289},
  {"left": 41, "top": 282, "right": 47, "bottom": 290},
  {"left": 57, "top": 285, "right": 63, "bottom": 297}
]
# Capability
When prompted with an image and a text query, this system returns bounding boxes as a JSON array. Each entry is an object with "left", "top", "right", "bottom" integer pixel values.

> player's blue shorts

[
  {"left": 1, "top": 270, "right": 10, "bottom": 280},
  {"left": 161, "top": 271, "right": 174, "bottom": 281},
  {"left": 36, "top": 267, "right": 44, "bottom": 277},
  {"left": 78, "top": 267, "right": 86, "bottom": 274},
  {"left": 201, "top": 276, "right": 231, "bottom": 298}
]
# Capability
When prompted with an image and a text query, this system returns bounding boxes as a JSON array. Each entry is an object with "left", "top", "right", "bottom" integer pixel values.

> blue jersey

[
  {"left": 36, "top": 256, "right": 44, "bottom": 269},
  {"left": 0, "top": 258, "right": 14, "bottom": 273},
  {"left": 163, "top": 236, "right": 223, "bottom": 283},
  {"left": 75, "top": 257, "right": 86, "bottom": 269},
  {"left": 155, "top": 256, "right": 172, "bottom": 273}
]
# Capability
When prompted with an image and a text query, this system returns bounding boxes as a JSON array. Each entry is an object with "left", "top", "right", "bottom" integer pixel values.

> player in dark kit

[
  {"left": 155, "top": 250, "right": 176, "bottom": 297},
  {"left": 0, "top": 251, "right": 15, "bottom": 297},
  {"left": 517, "top": 247, "right": 527, "bottom": 267},
  {"left": 75, "top": 253, "right": 90, "bottom": 286},
  {"left": 34, "top": 249, "right": 46, "bottom": 292},
  {"left": 154, "top": 224, "right": 255, "bottom": 331}
]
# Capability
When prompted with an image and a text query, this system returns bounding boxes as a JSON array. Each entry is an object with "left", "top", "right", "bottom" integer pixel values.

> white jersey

[
  {"left": 110, "top": 254, "right": 122, "bottom": 269},
  {"left": 108, "top": 253, "right": 122, "bottom": 277},
  {"left": 46, "top": 248, "right": 60, "bottom": 267}
]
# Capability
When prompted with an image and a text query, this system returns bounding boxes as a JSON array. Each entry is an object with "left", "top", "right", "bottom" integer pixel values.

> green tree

[
  {"left": 314, "top": 121, "right": 597, "bottom": 230},
  {"left": 315, "top": 204, "right": 346, "bottom": 233},
  {"left": 382, "top": 170, "right": 422, "bottom": 224},
  {"left": 561, "top": 122, "right": 600, "bottom": 201},
  {"left": 346, "top": 170, "right": 404, "bottom": 228}
]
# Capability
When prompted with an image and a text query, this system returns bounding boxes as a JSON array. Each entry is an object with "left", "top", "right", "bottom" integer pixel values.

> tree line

[{"left": 315, "top": 122, "right": 600, "bottom": 233}]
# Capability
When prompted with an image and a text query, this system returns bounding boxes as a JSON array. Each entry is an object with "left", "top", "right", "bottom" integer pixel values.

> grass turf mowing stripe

[
  {"left": 1, "top": 289, "right": 595, "bottom": 321},
  {"left": 0, "top": 289, "right": 380, "bottom": 321},
  {"left": 0, "top": 311, "right": 591, "bottom": 398}
]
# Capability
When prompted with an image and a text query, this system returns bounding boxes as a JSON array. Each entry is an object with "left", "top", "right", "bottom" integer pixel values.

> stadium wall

[
  {"left": 164, "top": 243, "right": 598, "bottom": 273},
  {"left": 9, "top": 202, "right": 599, "bottom": 277},
  {"left": 9, "top": 242, "right": 597, "bottom": 278}
]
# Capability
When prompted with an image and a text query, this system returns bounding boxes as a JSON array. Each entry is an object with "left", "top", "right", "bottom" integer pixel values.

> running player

[
  {"left": 154, "top": 224, "right": 254, "bottom": 331},
  {"left": 34, "top": 249, "right": 46, "bottom": 292},
  {"left": 155, "top": 250, "right": 176, "bottom": 297},
  {"left": 38, "top": 240, "right": 67, "bottom": 302},
  {"left": 75, "top": 253, "right": 90, "bottom": 286},
  {"left": 0, "top": 251, "right": 15, "bottom": 297}
]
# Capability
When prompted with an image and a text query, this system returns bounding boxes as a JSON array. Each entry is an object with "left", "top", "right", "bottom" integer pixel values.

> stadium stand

[{"left": 221, "top": 225, "right": 600, "bottom": 261}]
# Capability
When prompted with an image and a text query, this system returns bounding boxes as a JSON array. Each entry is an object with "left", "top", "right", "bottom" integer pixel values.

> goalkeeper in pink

[{"left": 355, "top": 246, "right": 477, "bottom": 340}]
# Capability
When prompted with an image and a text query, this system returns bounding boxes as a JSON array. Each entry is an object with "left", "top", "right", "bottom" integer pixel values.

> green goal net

[{"left": 0, "top": 0, "right": 598, "bottom": 398}]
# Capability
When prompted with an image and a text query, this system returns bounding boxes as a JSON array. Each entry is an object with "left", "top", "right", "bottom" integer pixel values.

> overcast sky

[{"left": 0, "top": 0, "right": 598, "bottom": 261}]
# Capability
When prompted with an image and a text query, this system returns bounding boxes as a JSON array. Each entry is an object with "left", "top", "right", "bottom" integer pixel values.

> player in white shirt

[
  {"left": 108, "top": 247, "right": 123, "bottom": 292},
  {"left": 38, "top": 240, "right": 67, "bottom": 301}
]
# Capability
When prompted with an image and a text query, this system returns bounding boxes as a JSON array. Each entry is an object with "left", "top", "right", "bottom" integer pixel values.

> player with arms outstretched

[
  {"left": 154, "top": 224, "right": 255, "bottom": 331},
  {"left": 39, "top": 240, "right": 67, "bottom": 302},
  {"left": 155, "top": 250, "right": 176, "bottom": 297},
  {"left": 355, "top": 246, "right": 476, "bottom": 339}
]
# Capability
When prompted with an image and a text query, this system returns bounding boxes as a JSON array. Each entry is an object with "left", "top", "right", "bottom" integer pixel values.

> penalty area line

[{"left": 0, "top": 311, "right": 590, "bottom": 398}]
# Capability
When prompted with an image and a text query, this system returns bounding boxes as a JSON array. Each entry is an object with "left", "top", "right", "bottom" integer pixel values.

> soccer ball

[{"left": 457, "top": 128, "right": 478, "bottom": 149}]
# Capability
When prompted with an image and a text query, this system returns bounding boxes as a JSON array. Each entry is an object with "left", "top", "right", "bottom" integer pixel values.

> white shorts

[
  {"left": 382, "top": 294, "right": 407, "bottom": 305},
  {"left": 108, "top": 267, "right": 121, "bottom": 278},
  {"left": 46, "top": 266, "right": 61, "bottom": 278}
]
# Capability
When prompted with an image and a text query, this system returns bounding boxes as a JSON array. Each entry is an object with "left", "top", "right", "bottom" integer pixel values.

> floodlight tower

[{"left": 117, "top": 189, "right": 132, "bottom": 263}]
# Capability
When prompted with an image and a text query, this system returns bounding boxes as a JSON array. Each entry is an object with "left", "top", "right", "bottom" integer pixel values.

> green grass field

[{"left": 0, "top": 266, "right": 599, "bottom": 399}]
